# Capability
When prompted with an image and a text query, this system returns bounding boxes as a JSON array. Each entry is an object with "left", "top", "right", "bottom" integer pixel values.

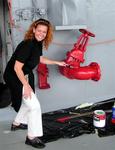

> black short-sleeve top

[{"left": 6, "top": 38, "right": 43, "bottom": 74}]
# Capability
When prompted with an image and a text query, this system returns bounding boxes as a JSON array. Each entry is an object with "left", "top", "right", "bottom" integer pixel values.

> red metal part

[
  {"left": 37, "top": 63, "right": 50, "bottom": 89},
  {"left": 59, "top": 29, "right": 101, "bottom": 81}
]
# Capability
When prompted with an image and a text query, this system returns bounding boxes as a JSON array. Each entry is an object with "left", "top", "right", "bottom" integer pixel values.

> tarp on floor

[{"left": 41, "top": 98, "right": 115, "bottom": 143}]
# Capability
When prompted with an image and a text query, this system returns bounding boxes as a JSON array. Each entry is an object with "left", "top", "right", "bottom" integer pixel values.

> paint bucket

[
  {"left": 111, "top": 106, "right": 115, "bottom": 124},
  {"left": 93, "top": 110, "right": 106, "bottom": 128}
]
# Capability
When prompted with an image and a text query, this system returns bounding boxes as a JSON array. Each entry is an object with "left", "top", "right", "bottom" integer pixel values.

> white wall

[
  {"left": 3, "top": 0, "right": 115, "bottom": 112},
  {"left": 37, "top": 0, "right": 115, "bottom": 112}
]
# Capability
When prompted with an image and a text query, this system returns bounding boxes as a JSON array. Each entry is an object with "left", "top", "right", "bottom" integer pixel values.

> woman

[{"left": 3, "top": 18, "right": 66, "bottom": 148}]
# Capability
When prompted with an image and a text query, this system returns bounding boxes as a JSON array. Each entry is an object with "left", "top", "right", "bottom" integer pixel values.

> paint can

[
  {"left": 93, "top": 110, "right": 106, "bottom": 128},
  {"left": 111, "top": 106, "right": 115, "bottom": 124}
]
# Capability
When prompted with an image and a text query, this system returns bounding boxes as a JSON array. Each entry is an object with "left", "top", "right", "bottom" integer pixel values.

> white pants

[{"left": 14, "top": 92, "right": 43, "bottom": 137}]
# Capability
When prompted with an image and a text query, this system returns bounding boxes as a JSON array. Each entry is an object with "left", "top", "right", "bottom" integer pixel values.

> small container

[
  {"left": 111, "top": 105, "right": 115, "bottom": 124},
  {"left": 93, "top": 110, "right": 106, "bottom": 128}
]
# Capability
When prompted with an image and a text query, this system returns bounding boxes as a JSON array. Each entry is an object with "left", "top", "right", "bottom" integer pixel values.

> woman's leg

[
  {"left": 24, "top": 92, "right": 45, "bottom": 148},
  {"left": 12, "top": 90, "right": 45, "bottom": 148},
  {"left": 14, "top": 101, "right": 29, "bottom": 125},
  {"left": 23, "top": 92, "right": 43, "bottom": 137},
  {"left": 13, "top": 92, "right": 43, "bottom": 137}
]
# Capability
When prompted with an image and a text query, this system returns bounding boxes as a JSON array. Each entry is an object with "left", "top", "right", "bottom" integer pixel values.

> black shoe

[
  {"left": 25, "top": 136, "right": 45, "bottom": 148},
  {"left": 11, "top": 123, "right": 27, "bottom": 131},
  {"left": 38, "top": 136, "right": 46, "bottom": 143}
]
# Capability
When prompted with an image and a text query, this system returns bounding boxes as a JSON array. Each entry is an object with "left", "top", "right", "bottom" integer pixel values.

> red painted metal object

[
  {"left": 37, "top": 63, "right": 50, "bottom": 89},
  {"left": 59, "top": 29, "right": 101, "bottom": 81}
]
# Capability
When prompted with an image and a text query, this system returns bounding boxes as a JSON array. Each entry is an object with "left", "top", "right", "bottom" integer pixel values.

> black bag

[{"left": 0, "top": 83, "right": 11, "bottom": 108}]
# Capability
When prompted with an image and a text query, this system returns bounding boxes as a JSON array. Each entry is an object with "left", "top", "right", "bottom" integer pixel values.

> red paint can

[{"left": 93, "top": 110, "right": 106, "bottom": 128}]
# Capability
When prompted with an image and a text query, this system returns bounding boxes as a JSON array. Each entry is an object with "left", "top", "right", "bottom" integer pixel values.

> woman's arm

[
  {"left": 40, "top": 56, "right": 66, "bottom": 66},
  {"left": 14, "top": 60, "right": 33, "bottom": 99}
]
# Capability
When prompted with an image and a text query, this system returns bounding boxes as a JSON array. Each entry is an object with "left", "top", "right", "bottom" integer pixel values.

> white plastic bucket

[{"left": 93, "top": 110, "right": 106, "bottom": 128}]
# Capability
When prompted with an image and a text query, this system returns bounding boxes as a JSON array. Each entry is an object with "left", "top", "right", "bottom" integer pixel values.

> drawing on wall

[
  {"left": 8, "top": 0, "right": 87, "bottom": 48},
  {"left": 14, "top": 7, "right": 47, "bottom": 22},
  {"left": 12, "top": 0, "right": 87, "bottom": 25}
]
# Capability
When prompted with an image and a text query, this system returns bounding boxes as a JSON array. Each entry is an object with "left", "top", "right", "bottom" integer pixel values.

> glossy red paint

[
  {"left": 37, "top": 63, "right": 50, "bottom": 89},
  {"left": 59, "top": 29, "right": 101, "bottom": 81}
]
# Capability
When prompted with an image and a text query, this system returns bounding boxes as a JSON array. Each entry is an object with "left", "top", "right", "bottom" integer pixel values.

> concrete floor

[{"left": 0, "top": 106, "right": 115, "bottom": 150}]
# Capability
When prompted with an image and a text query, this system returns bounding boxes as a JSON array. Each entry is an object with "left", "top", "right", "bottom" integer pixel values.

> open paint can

[{"left": 93, "top": 110, "right": 106, "bottom": 128}]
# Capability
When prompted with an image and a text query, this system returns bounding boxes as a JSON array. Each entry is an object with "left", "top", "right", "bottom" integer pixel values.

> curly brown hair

[{"left": 24, "top": 18, "right": 53, "bottom": 49}]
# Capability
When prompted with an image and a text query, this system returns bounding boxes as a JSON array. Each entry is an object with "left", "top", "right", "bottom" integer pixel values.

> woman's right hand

[{"left": 23, "top": 84, "right": 33, "bottom": 100}]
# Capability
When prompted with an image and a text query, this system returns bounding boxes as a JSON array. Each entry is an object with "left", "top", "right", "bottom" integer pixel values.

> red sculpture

[
  {"left": 37, "top": 63, "right": 50, "bottom": 89},
  {"left": 59, "top": 29, "right": 101, "bottom": 81}
]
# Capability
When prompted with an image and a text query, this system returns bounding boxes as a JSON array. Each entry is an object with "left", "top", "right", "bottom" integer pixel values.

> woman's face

[{"left": 33, "top": 24, "right": 48, "bottom": 41}]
